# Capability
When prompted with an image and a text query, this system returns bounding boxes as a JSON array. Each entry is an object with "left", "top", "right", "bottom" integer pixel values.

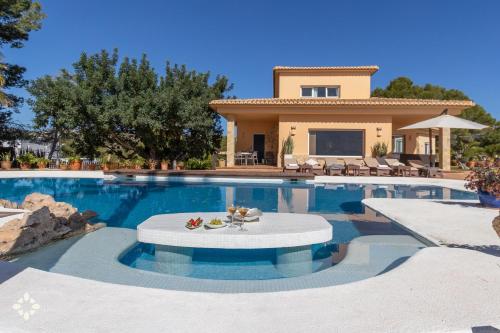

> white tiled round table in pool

[{"left": 137, "top": 212, "right": 333, "bottom": 277}]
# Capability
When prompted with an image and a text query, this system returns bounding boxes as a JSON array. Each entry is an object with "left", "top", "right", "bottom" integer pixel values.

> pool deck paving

[
  {"left": 0, "top": 245, "right": 499, "bottom": 332},
  {"left": 362, "top": 198, "right": 500, "bottom": 251}
]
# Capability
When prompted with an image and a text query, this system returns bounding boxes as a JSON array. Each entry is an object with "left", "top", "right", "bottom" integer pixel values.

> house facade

[{"left": 209, "top": 66, "right": 474, "bottom": 170}]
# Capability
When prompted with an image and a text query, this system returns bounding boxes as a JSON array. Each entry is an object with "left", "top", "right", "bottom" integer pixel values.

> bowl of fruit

[
  {"left": 205, "top": 218, "right": 227, "bottom": 229},
  {"left": 185, "top": 217, "right": 203, "bottom": 229}
]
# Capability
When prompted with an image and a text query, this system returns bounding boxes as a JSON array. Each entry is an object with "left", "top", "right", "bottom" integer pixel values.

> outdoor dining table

[{"left": 238, "top": 152, "right": 253, "bottom": 165}]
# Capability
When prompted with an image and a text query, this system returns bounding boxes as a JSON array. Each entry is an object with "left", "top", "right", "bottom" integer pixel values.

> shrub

[
  {"left": 36, "top": 157, "right": 50, "bottom": 165},
  {"left": 1, "top": 152, "right": 11, "bottom": 161},
  {"left": 465, "top": 166, "right": 500, "bottom": 197},
  {"left": 131, "top": 156, "right": 145, "bottom": 168},
  {"left": 185, "top": 158, "right": 211, "bottom": 170},
  {"left": 68, "top": 155, "right": 81, "bottom": 163},
  {"left": 17, "top": 152, "right": 37, "bottom": 166}
]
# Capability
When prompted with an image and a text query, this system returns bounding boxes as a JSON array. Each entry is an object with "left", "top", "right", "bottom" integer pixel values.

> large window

[
  {"left": 309, "top": 130, "right": 364, "bottom": 156},
  {"left": 301, "top": 86, "right": 339, "bottom": 98},
  {"left": 393, "top": 136, "right": 404, "bottom": 153}
]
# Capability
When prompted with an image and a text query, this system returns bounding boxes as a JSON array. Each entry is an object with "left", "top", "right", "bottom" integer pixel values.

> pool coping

[
  {"left": 0, "top": 170, "right": 471, "bottom": 193},
  {"left": 10, "top": 227, "right": 427, "bottom": 293}
]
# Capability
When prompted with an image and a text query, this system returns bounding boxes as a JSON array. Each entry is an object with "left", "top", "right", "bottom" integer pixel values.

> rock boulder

[{"left": 0, "top": 193, "right": 106, "bottom": 258}]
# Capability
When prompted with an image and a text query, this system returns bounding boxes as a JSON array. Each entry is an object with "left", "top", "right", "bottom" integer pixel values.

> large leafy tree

[
  {"left": 32, "top": 49, "right": 232, "bottom": 163},
  {"left": 373, "top": 77, "right": 499, "bottom": 159},
  {"left": 27, "top": 74, "right": 76, "bottom": 158},
  {"left": 0, "top": 0, "right": 45, "bottom": 140},
  {"left": 70, "top": 49, "right": 120, "bottom": 158}
]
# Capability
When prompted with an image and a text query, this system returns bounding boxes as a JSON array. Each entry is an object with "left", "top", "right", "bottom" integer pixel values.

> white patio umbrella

[{"left": 399, "top": 109, "right": 488, "bottom": 167}]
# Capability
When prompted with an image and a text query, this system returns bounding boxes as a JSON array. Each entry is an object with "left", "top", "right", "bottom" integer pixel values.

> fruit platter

[
  {"left": 204, "top": 218, "right": 227, "bottom": 229},
  {"left": 185, "top": 217, "right": 203, "bottom": 229}
]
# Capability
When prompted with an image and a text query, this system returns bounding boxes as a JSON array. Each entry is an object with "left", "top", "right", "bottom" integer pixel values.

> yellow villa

[{"left": 209, "top": 66, "right": 474, "bottom": 171}]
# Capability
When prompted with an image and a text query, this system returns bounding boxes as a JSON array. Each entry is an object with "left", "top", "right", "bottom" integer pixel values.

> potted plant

[
  {"left": 36, "top": 157, "right": 50, "bottom": 169},
  {"left": 17, "top": 152, "right": 37, "bottom": 170},
  {"left": 465, "top": 166, "right": 500, "bottom": 208},
  {"left": 160, "top": 159, "right": 169, "bottom": 171},
  {"left": 98, "top": 154, "right": 111, "bottom": 171},
  {"left": 99, "top": 159, "right": 109, "bottom": 171},
  {"left": 218, "top": 157, "right": 226, "bottom": 168},
  {"left": 148, "top": 159, "right": 157, "bottom": 170},
  {"left": 68, "top": 156, "right": 82, "bottom": 170},
  {"left": 120, "top": 159, "right": 132, "bottom": 169},
  {"left": 466, "top": 157, "right": 477, "bottom": 168},
  {"left": 371, "top": 142, "right": 388, "bottom": 158},
  {"left": 280, "top": 134, "right": 294, "bottom": 166},
  {"left": 59, "top": 161, "right": 68, "bottom": 170},
  {"left": 87, "top": 161, "right": 97, "bottom": 170},
  {"left": 176, "top": 161, "right": 185, "bottom": 170},
  {"left": 131, "top": 156, "right": 145, "bottom": 170},
  {"left": 1, "top": 152, "right": 12, "bottom": 170}
]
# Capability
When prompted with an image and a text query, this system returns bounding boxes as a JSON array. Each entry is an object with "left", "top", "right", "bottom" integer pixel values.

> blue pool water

[{"left": 1, "top": 178, "right": 477, "bottom": 280}]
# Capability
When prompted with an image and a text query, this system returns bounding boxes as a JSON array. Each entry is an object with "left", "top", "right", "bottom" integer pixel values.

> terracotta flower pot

[
  {"left": 148, "top": 161, "right": 157, "bottom": 170},
  {"left": 160, "top": 162, "right": 169, "bottom": 170},
  {"left": 69, "top": 160, "right": 82, "bottom": 170},
  {"left": 466, "top": 161, "right": 476, "bottom": 168},
  {"left": 1, "top": 161, "right": 12, "bottom": 170},
  {"left": 20, "top": 163, "right": 31, "bottom": 170},
  {"left": 37, "top": 162, "right": 47, "bottom": 169},
  {"left": 101, "top": 163, "right": 109, "bottom": 171}
]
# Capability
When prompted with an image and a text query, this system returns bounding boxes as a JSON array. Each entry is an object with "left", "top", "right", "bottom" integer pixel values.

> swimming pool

[{"left": 1, "top": 178, "right": 476, "bottom": 282}]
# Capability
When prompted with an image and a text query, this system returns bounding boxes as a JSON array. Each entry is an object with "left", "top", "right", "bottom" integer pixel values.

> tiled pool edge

[
  {"left": 11, "top": 227, "right": 426, "bottom": 293},
  {"left": 0, "top": 170, "right": 114, "bottom": 180}
]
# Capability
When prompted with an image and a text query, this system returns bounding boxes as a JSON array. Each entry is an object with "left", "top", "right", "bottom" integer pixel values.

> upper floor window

[{"left": 301, "top": 86, "right": 339, "bottom": 98}]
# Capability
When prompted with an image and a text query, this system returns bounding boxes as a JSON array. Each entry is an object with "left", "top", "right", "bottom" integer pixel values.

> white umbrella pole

[{"left": 428, "top": 128, "right": 433, "bottom": 168}]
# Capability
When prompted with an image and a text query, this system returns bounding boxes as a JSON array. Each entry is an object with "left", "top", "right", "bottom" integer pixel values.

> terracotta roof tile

[
  {"left": 209, "top": 97, "right": 474, "bottom": 107},
  {"left": 273, "top": 66, "right": 380, "bottom": 74}
]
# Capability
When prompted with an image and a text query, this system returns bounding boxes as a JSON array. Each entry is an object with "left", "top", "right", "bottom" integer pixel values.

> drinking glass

[
  {"left": 227, "top": 205, "right": 237, "bottom": 228},
  {"left": 237, "top": 207, "right": 249, "bottom": 231}
]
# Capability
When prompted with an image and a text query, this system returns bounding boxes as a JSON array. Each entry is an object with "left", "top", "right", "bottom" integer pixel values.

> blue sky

[{"left": 4, "top": 0, "right": 500, "bottom": 125}]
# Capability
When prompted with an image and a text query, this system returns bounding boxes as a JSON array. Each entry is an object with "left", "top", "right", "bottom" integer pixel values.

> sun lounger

[
  {"left": 344, "top": 158, "right": 370, "bottom": 176},
  {"left": 363, "top": 157, "right": 392, "bottom": 176},
  {"left": 303, "top": 158, "right": 325, "bottom": 175},
  {"left": 323, "top": 157, "right": 344, "bottom": 176},
  {"left": 408, "top": 160, "right": 443, "bottom": 178},
  {"left": 384, "top": 158, "right": 418, "bottom": 177},
  {"left": 283, "top": 156, "right": 299, "bottom": 172}
]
